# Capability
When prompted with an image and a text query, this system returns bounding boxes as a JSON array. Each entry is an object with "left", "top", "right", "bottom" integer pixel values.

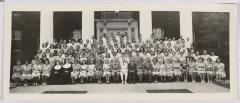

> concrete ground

[{"left": 10, "top": 82, "right": 230, "bottom": 94}]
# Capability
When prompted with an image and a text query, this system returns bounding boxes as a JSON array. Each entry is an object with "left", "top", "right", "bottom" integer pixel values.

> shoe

[
  {"left": 125, "top": 81, "right": 127, "bottom": 84},
  {"left": 24, "top": 84, "right": 27, "bottom": 86}
]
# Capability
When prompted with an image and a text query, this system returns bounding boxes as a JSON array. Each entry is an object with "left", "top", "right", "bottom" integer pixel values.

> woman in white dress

[
  {"left": 42, "top": 60, "right": 51, "bottom": 85},
  {"left": 79, "top": 60, "right": 87, "bottom": 84},
  {"left": 173, "top": 60, "right": 182, "bottom": 82},
  {"left": 87, "top": 60, "right": 95, "bottom": 82},
  {"left": 103, "top": 59, "right": 111, "bottom": 84},
  {"left": 32, "top": 60, "right": 42, "bottom": 85},
  {"left": 71, "top": 59, "right": 80, "bottom": 84},
  {"left": 205, "top": 58, "right": 214, "bottom": 83},
  {"left": 12, "top": 60, "right": 22, "bottom": 86},
  {"left": 21, "top": 61, "right": 32, "bottom": 86},
  {"left": 196, "top": 58, "right": 206, "bottom": 83},
  {"left": 188, "top": 57, "right": 197, "bottom": 82},
  {"left": 214, "top": 58, "right": 226, "bottom": 83}
]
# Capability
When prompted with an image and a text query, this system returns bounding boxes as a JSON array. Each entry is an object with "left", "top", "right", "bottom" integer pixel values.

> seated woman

[
  {"left": 103, "top": 59, "right": 111, "bottom": 84},
  {"left": 173, "top": 60, "right": 182, "bottom": 82},
  {"left": 152, "top": 58, "right": 159, "bottom": 82},
  {"left": 49, "top": 60, "right": 63, "bottom": 85},
  {"left": 214, "top": 58, "right": 226, "bottom": 83},
  {"left": 95, "top": 59, "right": 103, "bottom": 84},
  {"left": 32, "top": 60, "right": 42, "bottom": 85},
  {"left": 79, "top": 60, "right": 87, "bottom": 84},
  {"left": 137, "top": 58, "right": 144, "bottom": 83},
  {"left": 62, "top": 59, "right": 73, "bottom": 84},
  {"left": 42, "top": 60, "right": 51, "bottom": 85},
  {"left": 12, "top": 60, "right": 23, "bottom": 86},
  {"left": 21, "top": 60, "right": 32, "bottom": 86},
  {"left": 71, "top": 59, "right": 80, "bottom": 84},
  {"left": 87, "top": 60, "right": 95, "bottom": 83}
]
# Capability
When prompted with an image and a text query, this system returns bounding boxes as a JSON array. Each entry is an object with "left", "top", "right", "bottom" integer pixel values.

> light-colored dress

[
  {"left": 42, "top": 64, "right": 51, "bottom": 77},
  {"left": 215, "top": 63, "right": 226, "bottom": 78},
  {"left": 32, "top": 64, "right": 42, "bottom": 77},
  {"left": 12, "top": 65, "right": 22, "bottom": 79},
  {"left": 21, "top": 64, "right": 32, "bottom": 81}
]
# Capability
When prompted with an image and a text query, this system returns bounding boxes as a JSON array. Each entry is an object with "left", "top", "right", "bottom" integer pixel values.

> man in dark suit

[{"left": 128, "top": 58, "right": 137, "bottom": 84}]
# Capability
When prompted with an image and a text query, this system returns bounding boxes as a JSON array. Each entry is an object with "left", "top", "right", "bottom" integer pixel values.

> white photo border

[{"left": 3, "top": 3, "right": 238, "bottom": 100}]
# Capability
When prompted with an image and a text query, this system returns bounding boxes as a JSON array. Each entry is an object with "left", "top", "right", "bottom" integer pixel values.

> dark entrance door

[{"left": 11, "top": 11, "right": 40, "bottom": 79}]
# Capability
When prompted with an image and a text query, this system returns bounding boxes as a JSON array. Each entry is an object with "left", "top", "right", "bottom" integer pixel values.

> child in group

[
  {"left": 197, "top": 58, "right": 206, "bottom": 83},
  {"left": 205, "top": 58, "right": 214, "bottom": 84},
  {"left": 103, "top": 59, "right": 111, "bottom": 84},
  {"left": 215, "top": 58, "right": 226, "bottom": 83},
  {"left": 188, "top": 57, "right": 197, "bottom": 82},
  {"left": 42, "top": 60, "right": 51, "bottom": 85},
  {"left": 71, "top": 60, "right": 81, "bottom": 84},
  {"left": 79, "top": 60, "right": 87, "bottom": 84},
  {"left": 21, "top": 61, "right": 32, "bottom": 86}
]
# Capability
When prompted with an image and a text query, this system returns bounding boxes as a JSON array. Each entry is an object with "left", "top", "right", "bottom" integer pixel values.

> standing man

[{"left": 128, "top": 58, "right": 137, "bottom": 84}]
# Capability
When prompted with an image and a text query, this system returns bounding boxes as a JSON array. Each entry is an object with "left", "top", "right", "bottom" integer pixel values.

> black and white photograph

[{"left": 2, "top": 3, "right": 238, "bottom": 100}]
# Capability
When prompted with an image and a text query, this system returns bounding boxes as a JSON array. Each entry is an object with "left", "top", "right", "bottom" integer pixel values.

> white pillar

[
  {"left": 140, "top": 10, "right": 152, "bottom": 42},
  {"left": 40, "top": 10, "right": 53, "bottom": 49},
  {"left": 82, "top": 10, "right": 94, "bottom": 42},
  {"left": 180, "top": 10, "right": 193, "bottom": 43}
]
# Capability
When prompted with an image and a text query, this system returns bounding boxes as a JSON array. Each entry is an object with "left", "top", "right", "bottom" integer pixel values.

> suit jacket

[{"left": 128, "top": 63, "right": 137, "bottom": 72}]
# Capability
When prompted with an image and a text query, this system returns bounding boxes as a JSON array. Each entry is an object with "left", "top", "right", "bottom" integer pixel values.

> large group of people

[{"left": 11, "top": 33, "right": 226, "bottom": 86}]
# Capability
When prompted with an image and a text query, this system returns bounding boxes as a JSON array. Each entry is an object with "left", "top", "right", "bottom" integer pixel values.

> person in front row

[
  {"left": 214, "top": 58, "right": 226, "bottom": 83},
  {"left": 71, "top": 59, "right": 80, "bottom": 84},
  {"left": 62, "top": 59, "right": 72, "bottom": 84},
  {"left": 144, "top": 58, "right": 153, "bottom": 83},
  {"left": 111, "top": 59, "right": 120, "bottom": 83},
  {"left": 79, "top": 60, "right": 87, "bottom": 84},
  {"left": 42, "top": 60, "right": 51, "bottom": 85},
  {"left": 120, "top": 55, "right": 129, "bottom": 84},
  {"left": 49, "top": 60, "right": 63, "bottom": 85},
  {"left": 103, "top": 59, "right": 111, "bottom": 84},
  {"left": 21, "top": 61, "right": 32, "bottom": 86},
  {"left": 95, "top": 59, "right": 103, "bottom": 84},
  {"left": 87, "top": 60, "right": 95, "bottom": 83},
  {"left": 32, "top": 60, "right": 42, "bottom": 85},
  {"left": 197, "top": 58, "right": 206, "bottom": 83},
  {"left": 128, "top": 58, "right": 137, "bottom": 84}
]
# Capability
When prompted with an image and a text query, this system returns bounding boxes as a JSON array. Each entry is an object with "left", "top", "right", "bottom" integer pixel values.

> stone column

[
  {"left": 40, "top": 10, "right": 53, "bottom": 49},
  {"left": 180, "top": 10, "right": 193, "bottom": 43},
  {"left": 140, "top": 10, "right": 152, "bottom": 42},
  {"left": 82, "top": 10, "right": 94, "bottom": 42}
]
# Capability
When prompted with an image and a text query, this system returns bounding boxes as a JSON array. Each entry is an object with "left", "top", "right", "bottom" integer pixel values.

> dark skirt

[{"left": 48, "top": 70, "right": 71, "bottom": 85}]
